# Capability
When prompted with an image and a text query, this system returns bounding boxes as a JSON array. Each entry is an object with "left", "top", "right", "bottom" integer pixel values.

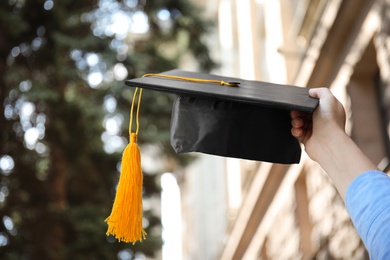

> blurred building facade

[{"left": 179, "top": 0, "right": 390, "bottom": 259}]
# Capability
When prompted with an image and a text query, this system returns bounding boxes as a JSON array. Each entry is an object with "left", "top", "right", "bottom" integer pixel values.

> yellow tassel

[
  {"left": 105, "top": 74, "right": 238, "bottom": 242},
  {"left": 105, "top": 88, "right": 146, "bottom": 243}
]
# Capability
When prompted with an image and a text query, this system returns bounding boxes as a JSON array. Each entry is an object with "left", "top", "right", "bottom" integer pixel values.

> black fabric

[{"left": 170, "top": 96, "right": 302, "bottom": 164}]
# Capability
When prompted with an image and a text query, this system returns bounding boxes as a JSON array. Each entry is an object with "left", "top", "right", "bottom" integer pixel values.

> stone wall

[{"left": 264, "top": 164, "right": 368, "bottom": 259}]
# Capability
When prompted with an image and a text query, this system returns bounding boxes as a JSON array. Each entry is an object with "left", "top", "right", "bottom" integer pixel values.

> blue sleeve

[{"left": 345, "top": 170, "right": 390, "bottom": 259}]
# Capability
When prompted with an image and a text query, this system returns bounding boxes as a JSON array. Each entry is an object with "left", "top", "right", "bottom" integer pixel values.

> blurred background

[{"left": 1, "top": 0, "right": 390, "bottom": 259}]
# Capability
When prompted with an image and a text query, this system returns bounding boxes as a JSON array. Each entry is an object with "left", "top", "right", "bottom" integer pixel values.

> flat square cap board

[{"left": 125, "top": 69, "right": 319, "bottom": 164}]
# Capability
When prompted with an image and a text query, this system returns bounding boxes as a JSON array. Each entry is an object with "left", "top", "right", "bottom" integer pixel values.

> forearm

[{"left": 314, "top": 127, "right": 378, "bottom": 200}]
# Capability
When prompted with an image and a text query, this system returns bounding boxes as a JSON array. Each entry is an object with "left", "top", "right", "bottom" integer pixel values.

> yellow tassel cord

[
  {"left": 105, "top": 73, "right": 236, "bottom": 243},
  {"left": 105, "top": 87, "right": 146, "bottom": 243},
  {"left": 143, "top": 73, "right": 240, "bottom": 87}
]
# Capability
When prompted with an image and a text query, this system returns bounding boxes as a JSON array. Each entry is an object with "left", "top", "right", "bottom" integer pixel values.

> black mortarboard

[
  {"left": 106, "top": 69, "right": 318, "bottom": 244},
  {"left": 125, "top": 69, "right": 318, "bottom": 164}
]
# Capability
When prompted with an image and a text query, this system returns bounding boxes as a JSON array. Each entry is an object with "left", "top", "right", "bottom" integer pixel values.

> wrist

[
  {"left": 308, "top": 123, "right": 346, "bottom": 162},
  {"left": 313, "top": 126, "right": 378, "bottom": 199}
]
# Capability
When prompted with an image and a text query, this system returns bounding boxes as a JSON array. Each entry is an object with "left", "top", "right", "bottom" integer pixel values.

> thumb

[{"left": 309, "top": 87, "right": 332, "bottom": 99}]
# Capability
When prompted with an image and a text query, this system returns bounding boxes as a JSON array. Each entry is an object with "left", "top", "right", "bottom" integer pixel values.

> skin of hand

[{"left": 290, "top": 88, "right": 378, "bottom": 199}]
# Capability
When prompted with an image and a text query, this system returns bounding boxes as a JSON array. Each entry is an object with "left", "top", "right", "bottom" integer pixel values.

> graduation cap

[{"left": 105, "top": 69, "right": 319, "bottom": 243}]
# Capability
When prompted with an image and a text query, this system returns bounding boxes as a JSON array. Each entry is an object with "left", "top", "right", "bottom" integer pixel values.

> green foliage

[{"left": 0, "top": 0, "right": 216, "bottom": 259}]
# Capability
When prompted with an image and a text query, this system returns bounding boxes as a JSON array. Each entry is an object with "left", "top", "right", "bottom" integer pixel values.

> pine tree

[{"left": 0, "top": 0, "right": 216, "bottom": 258}]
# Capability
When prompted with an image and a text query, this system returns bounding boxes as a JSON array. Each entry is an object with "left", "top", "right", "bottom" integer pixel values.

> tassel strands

[{"left": 105, "top": 87, "right": 146, "bottom": 243}]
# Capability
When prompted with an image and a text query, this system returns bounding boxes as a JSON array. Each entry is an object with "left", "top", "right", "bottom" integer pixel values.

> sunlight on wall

[
  {"left": 161, "top": 173, "right": 182, "bottom": 260},
  {"left": 226, "top": 158, "right": 242, "bottom": 210},
  {"left": 218, "top": 1, "right": 233, "bottom": 51},
  {"left": 235, "top": 0, "right": 256, "bottom": 79},
  {"left": 263, "top": 0, "right": 287, "bottom": 84}
]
